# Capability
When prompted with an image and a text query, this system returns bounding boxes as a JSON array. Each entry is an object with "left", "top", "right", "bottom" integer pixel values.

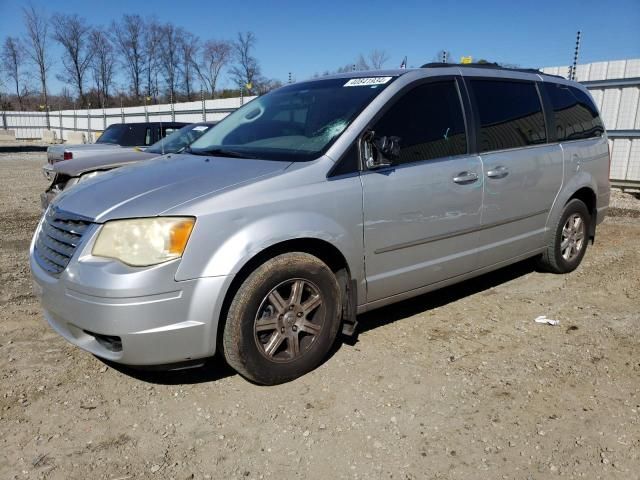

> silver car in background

[
  {"left": 45, "top": 121, "right": 187, "bottom": 164},
  {"left": 41, "top": 122, "right": 216, "bottom": 209},
  {"left": 30, "top": 64, "right": 609, "bottom": 385}
]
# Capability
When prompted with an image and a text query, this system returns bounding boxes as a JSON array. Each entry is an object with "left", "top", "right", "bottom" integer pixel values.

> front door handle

[
  {"left": 486, "top": 166, "right": 509, "bottom": 179},
  {"left": 452, "top": 171, "right": 479, "bottom": 185}
]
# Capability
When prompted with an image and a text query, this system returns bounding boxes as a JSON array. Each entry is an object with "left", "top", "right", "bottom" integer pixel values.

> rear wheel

[
  {"left": 537, "top": 198, "right": 591, "bottom": 273},
  {"left": 222, "top": 252, "right": 342, "bottom": 385}
]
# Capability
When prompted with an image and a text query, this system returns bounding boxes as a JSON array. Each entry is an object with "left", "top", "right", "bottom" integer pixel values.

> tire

[
  {"left": 222, "top": 252, "right": 342, "bottom": 385},
  {"left": 537, "top": 198, "right": 591, "bottom": 274}
]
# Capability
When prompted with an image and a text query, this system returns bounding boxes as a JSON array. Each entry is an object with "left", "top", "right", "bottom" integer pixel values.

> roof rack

[{"left": 420, "top": 62, "right": 565, "bottom": 79}]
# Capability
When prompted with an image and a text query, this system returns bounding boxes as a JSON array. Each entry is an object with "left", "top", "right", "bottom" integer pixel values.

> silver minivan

[{"left": 30, "top": 64, "right": 610, "bottom": 385}]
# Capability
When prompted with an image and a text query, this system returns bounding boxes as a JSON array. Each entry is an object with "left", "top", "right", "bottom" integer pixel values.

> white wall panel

[
  {"left": 590, "top": 89, "right": 604, "bottom": 111},
  {"left": 617, "top": 87, "right": 640, "bottom": 130},
  {"left": 626, "top": 140, "right": 640, "bottom": 181},
  {"left": 588, "top": 62, "right": 608, "bottom": 80},
  {"left": 610, "top": 139, "right": 631, "bottom": 180},
  {"left": 601, "top": 89, "right": 621, "bottom": 129},
  {"left": 607, "top": 60, "right": 626, "bottom": 79},
  {"left": 624, "top": 59, "right": 640, "bottom": 78},
  {"left": 575, "top": 63, "right": 590, "bottom": 81}
]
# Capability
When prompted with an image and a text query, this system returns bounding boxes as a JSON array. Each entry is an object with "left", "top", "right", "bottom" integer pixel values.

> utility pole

[
  {"left": 568, "top": 30, "right": 581, "bottom": 81},
  {"left": 170, "top": 90, "right": 175, "bottom": 122},
  {"left": 201, "top": 87, "right": 206, "bottom": 122}
]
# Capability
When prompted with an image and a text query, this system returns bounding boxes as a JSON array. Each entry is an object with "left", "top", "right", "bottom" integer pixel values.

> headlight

[{"left": 92, "top": 217, "right": 195, "bottom": 266}]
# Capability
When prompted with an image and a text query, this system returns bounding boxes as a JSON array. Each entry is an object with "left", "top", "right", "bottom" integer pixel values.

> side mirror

[{"left": 363, "top": 130, "right": 401, "bottom": 169}]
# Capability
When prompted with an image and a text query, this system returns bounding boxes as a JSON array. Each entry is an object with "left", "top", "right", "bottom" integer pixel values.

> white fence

[
  {"left": 2, "top": 59, "right": 640, "bottom": 186},
  {"left": 0, "top": 96, "right": 256, "bottom": 143}
]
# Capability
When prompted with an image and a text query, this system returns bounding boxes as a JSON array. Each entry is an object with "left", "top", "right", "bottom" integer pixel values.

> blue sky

[{"left": 1, "top": 0, "right": 639, "bottom": 93}]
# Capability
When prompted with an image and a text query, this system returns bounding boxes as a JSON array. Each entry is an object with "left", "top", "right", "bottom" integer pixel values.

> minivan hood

[
  {"left": 54, "top": 149, "right": 155, "bottom": 176},
  {"left": 53, "top": 153, "right": 292, "bottom": 222}
]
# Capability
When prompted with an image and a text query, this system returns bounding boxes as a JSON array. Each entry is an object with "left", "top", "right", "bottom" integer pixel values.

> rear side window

[
  {"left": 115, "top": 125, "right": 149, "bottom": 146},
  {"left": 372, "top": 80, "right": 467, "bottom": 164},
  {"left": 471, "top": 79, "right": 546, "bottom": 152},
  {"left": 543, "top": 83, "right": 604, "bottom": 141}
]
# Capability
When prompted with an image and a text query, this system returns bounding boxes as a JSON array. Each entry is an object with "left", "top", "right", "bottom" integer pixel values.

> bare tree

[
  {"left": 355, "top": 54, "right": 370, "bottom": 71},
  {"left": 368, "top": 49, "right": 389, "bottom": 69},
  {"left": 255, "top": 77, "right": 283, "bottom": 95},
  {"left": 179, "top": 32, "right": 199, "bottom": 101},
  {"left": 143, "top": 19, "right": 162, "bottom": 101},
  {"left": 158, "top": 23, "right": 181, "bottom": 101},
  {"left": 51, "top": 13, "right": 93, "bottom": 106},
  {"left": 89, "top": 29, "right": 115, "bottom": 107},
  {"left": 22, "top": 5, "right": 50, "bottom": 107},
  {"left": 229, "top": 32, "right": 260, "bottom": 94},
  {"left": 1, "top": 37, "right": 27, "bottom": 109},
  {"left": 195, "top": 39, "right": 232, "bottom": 98},
  {"left": 111, "top": 14, "right": 146, "bottom": 99}
]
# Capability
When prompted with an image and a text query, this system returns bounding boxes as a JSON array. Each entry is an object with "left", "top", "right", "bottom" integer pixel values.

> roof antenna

[{"left": 400, "top": 56, "right": 407, "bottom": 69}]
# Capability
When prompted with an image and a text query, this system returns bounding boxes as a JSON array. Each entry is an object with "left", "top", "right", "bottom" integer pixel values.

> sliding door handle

[
  {"left": 452, "top": 171, "right": 479, "bottom": 184},
  {"left": 486, "top": 166, "right": 509, "bottom": 179}
]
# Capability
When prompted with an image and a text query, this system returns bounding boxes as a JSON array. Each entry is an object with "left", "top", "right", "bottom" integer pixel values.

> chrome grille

[{"left": 34, "top": 207, "right": 92, "bottom": 276}]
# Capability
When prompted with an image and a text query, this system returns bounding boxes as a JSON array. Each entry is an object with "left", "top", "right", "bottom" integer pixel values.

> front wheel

[
  {"left": 537, "top": 198, "right": 591, "bottom": 273},
  {"left": 222, "top": 252, "right": 342, "bottom": 385}
]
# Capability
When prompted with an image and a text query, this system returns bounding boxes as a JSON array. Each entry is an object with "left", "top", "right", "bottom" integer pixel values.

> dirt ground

[{"left": 1, "top": 153, "right": 639, "bottom": 480}]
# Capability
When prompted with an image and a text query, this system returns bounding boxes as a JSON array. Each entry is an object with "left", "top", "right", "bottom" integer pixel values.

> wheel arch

[
  {"left": 567, "top": 186, "right": 597, "bottom": 240},
  {"left": 215, "top": 238, "right": 356, "bottom": 352}
]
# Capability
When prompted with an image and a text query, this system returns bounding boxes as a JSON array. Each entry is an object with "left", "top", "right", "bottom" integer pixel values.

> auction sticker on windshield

[{"left": 344, "top": 77, "right": 393, "bottom": 87}]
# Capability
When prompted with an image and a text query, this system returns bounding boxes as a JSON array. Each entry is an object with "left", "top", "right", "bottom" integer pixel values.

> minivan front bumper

[{"left": 29, "top": 219, "right": 227, "bottom": 366}]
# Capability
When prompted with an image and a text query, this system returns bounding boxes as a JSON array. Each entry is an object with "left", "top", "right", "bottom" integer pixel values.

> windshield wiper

[{"left": 188, "top": 147, "right": 257, "bottom": 159}]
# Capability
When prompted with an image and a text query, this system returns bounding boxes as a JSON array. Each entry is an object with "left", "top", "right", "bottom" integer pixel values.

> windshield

[
  {"left": 189, "top": 76, "right": 396, "bottom": 161},
  {"left": 146, "top": 123, "right": 214, "bottom": 154}
]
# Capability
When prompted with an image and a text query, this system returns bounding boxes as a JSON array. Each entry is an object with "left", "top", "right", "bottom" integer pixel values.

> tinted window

[
  {"left": 372, "top": 81, "right": 467, "bottom": 164},
  {"left": 472, "top": 79, "right": 546, "bottom": 152},
  {"left": 95, "top": 124, "right": 127, "bottom": 144},
  {"left": 543, "top": 83, "right": 604, "bottom": 141}
]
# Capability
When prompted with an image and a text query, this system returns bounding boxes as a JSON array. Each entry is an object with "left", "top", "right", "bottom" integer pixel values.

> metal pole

[
  {"left": 58, "top": 106, "right": 63, "bottom": 141},
  {"left": 103, "top": 106, "right": 107, "bottom": 131},
  {"left": 86, "top": 103, "right": 91, "bottom": 143},
  {"left": 120, "top": 97, "right": 125, "bottom": 123},
  {"left": 571, "top": 30, "right": 581, "bottom": 81},
  {"left": 2, "top": 111, "right": 7, "bottom": 130},
  {"left": 201, "top": 87, "right": 206, "bottom": 122},
  {"left": 45, "top": 104, "right": 50, "bottom": 130},
  {"left": 144, "top": 95, "right": 149, "bottom": 122},
  {"left": 170, "top": 90, "right": 175, "bottom": 122},
  {"left": 240, "top": 87, "right": 244, "bottom": 106},
  {"left": 73, "top": 102, "right": 77, "bottom": 132}
]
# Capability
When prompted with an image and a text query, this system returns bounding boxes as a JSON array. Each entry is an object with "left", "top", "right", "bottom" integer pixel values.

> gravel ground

[{"left": 1, "top": 153, "right": 639, "bottom": 480}]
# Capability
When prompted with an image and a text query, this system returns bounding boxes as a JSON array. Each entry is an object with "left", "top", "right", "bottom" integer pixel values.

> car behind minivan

[
  {"left": 40, "top": 122, "right": 216, "bottom": 209},
  {"left": 30, "top": 64, "right": 609, "bottom": 385}
]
